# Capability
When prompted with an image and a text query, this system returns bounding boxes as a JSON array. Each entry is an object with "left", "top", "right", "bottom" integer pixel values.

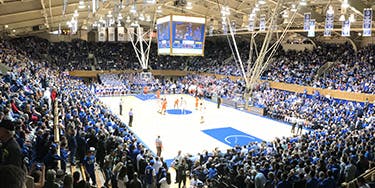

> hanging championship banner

[
  {"left": 308, "top": 19, "right": 315, "bottom": 37},
  {"left": 324, "top": 11, "right": 334, "bottom": 36},
  {"left": 117, "top": 27, "right": 125, "bottom": 41},
  {"left": 98, "top": 27, "right": 106, "bottom": 41},
  {"left": 108, "top": 27, "right": 115, "bottom": 41},
  {"left": 248, "top": 20, "right": 255, "bottom": 31},
  {"left": 304, "top": 13, "right": 311, "bottom": 31},
  {"left": 127, "top": 27, "right": 135, "bottom": 42},
  {"left": 259, "top": 15, "right": 266, "bottom": 31},
  {"left": 342, "top": 20, "right": 351, "bottom": 37},
  {"left": 363, "top": 8, "right": 373, "bottom": 37}
]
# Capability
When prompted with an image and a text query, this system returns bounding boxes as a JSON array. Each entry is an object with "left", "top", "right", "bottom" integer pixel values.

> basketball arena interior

[{"left": 0, "top": 0, "right": 374, "bottom": 188}]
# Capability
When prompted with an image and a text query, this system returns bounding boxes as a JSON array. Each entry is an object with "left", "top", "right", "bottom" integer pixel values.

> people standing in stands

[
  {"left": 145, "top": 162, "right": 156, "bottom": 188},
  {"left": 291, "top": 122, "right": 296, "bottom": 135},
  {"left": 83, "top": 147, "right": 96, "bottom": 186},
  {"left": 217, "top": 95, "right": 222, "bottom": 109},
  {"left": 297, "top": 121, "right": 303, "bottom": 135},
  {"left": 129, "top": 172, "right": 142, "bottom": 188},
  {"left": 0, "top": 119, "right": 23, "bottom": 168},
  {"left": 176, "top": 159, "right": 188, "bottom": 188},
  {"left": 119, "top": 99, "right": 123, "bottom": 116},
  {"left": 0, "top": 164, "right": 26, "bottom": 188},
  {"left": 128, "top": 108, "right": 133, "bottom": 127},
  {"left": 155, "top": 136, "right": 163, "bottom": 157}
]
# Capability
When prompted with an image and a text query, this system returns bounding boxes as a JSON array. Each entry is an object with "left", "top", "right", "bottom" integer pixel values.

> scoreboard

[{"left": 157, "top": 15, "right": 206, "bottom": 56}]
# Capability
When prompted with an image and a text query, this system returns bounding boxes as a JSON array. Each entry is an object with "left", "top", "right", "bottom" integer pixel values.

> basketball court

[{"left": 100, "top": 94, "right": 305, "bottom": 162}]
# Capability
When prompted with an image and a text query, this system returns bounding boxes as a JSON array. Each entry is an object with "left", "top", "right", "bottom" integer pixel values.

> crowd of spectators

[
  {"left": 8, "top": 36, "right": 375, "bottom": 94},
  {"left": 0, "top": 36, "right": 374, "bottom": 188}
]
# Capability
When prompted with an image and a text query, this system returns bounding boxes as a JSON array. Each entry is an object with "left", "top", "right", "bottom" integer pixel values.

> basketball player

[
  {"left": 161, "top": 98, "right": 167, "bottom": 115},
  {"left": 180, "top": 97, "right": 186, "bottom": 114},
  {"left": 195, "top": 96, "right": 199, "bottom": 110},
  {"left": 199, "top": 99, "right": 205, "bottom": 124},
  {"left": 174, "top": 98, "right": 180, "bottom": 109}
]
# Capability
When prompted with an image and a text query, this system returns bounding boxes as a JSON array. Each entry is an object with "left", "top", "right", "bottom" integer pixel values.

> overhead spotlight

[
  {"left": 339, "top": 14, "right": 345, "bottom": 21},
  {"left": 156, "top": 6, "right": 162, "bottom": 13},
  {"left": 4, "top": 25, "right": 8, "bottom": 29},
  {"left": 130, "top": 20, "right": 139, "bottom": 27},
  {"left": 78, "top": 0, "right": 85, "bottom": 9},
  {"left": 221, "top": 6, "right": 230, "bottom": 16},
  {"left": 299, "top": 0, "right": 307, "bottom": 6},
  {"left": 107, "top": 11, "right": 112, "bottom": 17},
  {"left": 327, "top": 5, "right": 334, "bottom": 14},
  {"left": 126, "top": 16, "right": 131, "bottom": 23},
  {"left": 291, "top": 4, "right": 297, "bottom": 12},
  {"left": 349, "top": 13, "right": 355, "bottom": 22},
  {"left": 258, "top": 0, "right": 266, "bottom": 5},
  {"left": 12, "top": 29, "right": 16, "bottom": 33},
  {"left": 139, "top": 13, "right": 145, "bottom": 21},
  {"left": 146, "top": 15, "right": 151, "bottom": 22},
  {"left": 282, "top": 10, "right": 289, "bottom": 18},
  {"left": 118, "top": 13, "right": 123, "bottom": 20},
  {"left": 130, "top": 5, "right": 137, "bottom": 14},
  {"left": 73, "top": 9, "right": 79, "bottom": 17},
  {"left": 146, "top": 0, "right": 155, "bottom": 4},
  {"left": 186, "top": 2, "right": 192, "bottom": 10},
  {"left": 254, "top": 4, "right": 260, "bottom": 12},
  {"left": 341, "top": 0, "right": 349, "bottom": 9}
]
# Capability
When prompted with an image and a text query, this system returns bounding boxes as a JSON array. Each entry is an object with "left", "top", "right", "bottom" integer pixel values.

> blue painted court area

[
  {"left": 202, "top": 127, "right": 263, "bottom": 147},
  {"left": 166, "top": 109, "right": 192, "bottom": 115},
  {"left": 135, "top": 94, "right": 157, "bottom": 101}
]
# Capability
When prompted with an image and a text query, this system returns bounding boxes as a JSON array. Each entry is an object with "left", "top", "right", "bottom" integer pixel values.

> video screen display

[
  {"left": 156, "top": 15, "right": 205, "bottom": 56},
  {"left": 171, "top": 16, "right": 205, "bottom": 56},
  {"left": 157, "top": 16, "right": 171, "bottom": 55}
]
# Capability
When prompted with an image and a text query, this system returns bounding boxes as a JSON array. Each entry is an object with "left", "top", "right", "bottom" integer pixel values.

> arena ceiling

[{"left": 0, "top": 0, "right": 374, "bottom": 37}]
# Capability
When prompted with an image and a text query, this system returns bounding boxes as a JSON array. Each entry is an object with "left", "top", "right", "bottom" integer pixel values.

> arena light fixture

[
  {"left": 341, "top": 0, "right": 349, "bottom": 9},
  {"left": 4, "top": 25, "right": 8, "bottom": 29},
  {"left": 130, "top": 5, "right": 137, "bottom": 14},
  {"left": 339, "top": 14, "right": 345, "bottom": 21},
  {"left": 146, "top": 15, "right": 151, "bottom": 22},
  {"left": 78, "top": 0, "right": 85, "bottom": 9},
  {"left": 327, "top": 5, "right": 334, "bottom": 14},
  {"left": 254, "top": 4, "right": 260, "bottom": 12},
  {"left": 118, "top": 13, "right": 123, "bottom": 20},
  {"left": 291, "top": 4, "right": 297, "bottom": 12},
  {"left": 73, "top": 10, "right": 79, "bottom": 17},
  {"left": 186, "top": 2, "right": 193, "bottom": 10},
  {"left": 126, "top": 16, "right": 131, "bottom": 23},
  {"left": 282, "top": 9, "right": 289, "bottom": 18},
  {"left": 139, "top": 13, "right": 145, "bottom": 21},
  {"left": 349, "top": 13, "right": 355, "bottom": 22},
  {"left": 107, "top": 11, "right": 112, "bottom": 17},
  {"left": 156, "top": 6, "right": 162, "bottom": 13},
  {"left": 299, "top": 0, "right": 307, "bottom": 6},
  {"left": 258, "top": 0, "right": 266, "bottom": 5}
]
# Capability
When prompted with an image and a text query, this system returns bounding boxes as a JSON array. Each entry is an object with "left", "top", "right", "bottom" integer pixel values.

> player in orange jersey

[
  {"left": 156, "top": 89, "right": 160, "bottom": 99},
  {"left": 174, "top": 98, "right": 179, "bottom": 109},
  {"left": 161, "top": 98, "right": 167, "bottom": 115}
]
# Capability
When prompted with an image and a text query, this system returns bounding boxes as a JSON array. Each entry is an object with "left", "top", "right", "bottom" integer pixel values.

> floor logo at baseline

[{"left": 202, "top": 127, "right": 263, "bottom": 147}]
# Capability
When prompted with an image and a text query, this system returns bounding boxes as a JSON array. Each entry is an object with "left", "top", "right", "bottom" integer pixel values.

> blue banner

[
  {"left": 308, "top": 19, "right": 315, "bottom": 37},
  {"left": 304, "top": 13, "right": 311, "bottom": 31},
  {"left": 342, "top": 20, "right": 351, "bottom": 37},
  {"left": 324, "top": 11, "right": 334, "bottom": 36},
  {"left": 259, "top": 15, "right": 266, "bottom": 31},
  {"left": 363, "top": 8, "right": 372, "bottom": 37}
]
